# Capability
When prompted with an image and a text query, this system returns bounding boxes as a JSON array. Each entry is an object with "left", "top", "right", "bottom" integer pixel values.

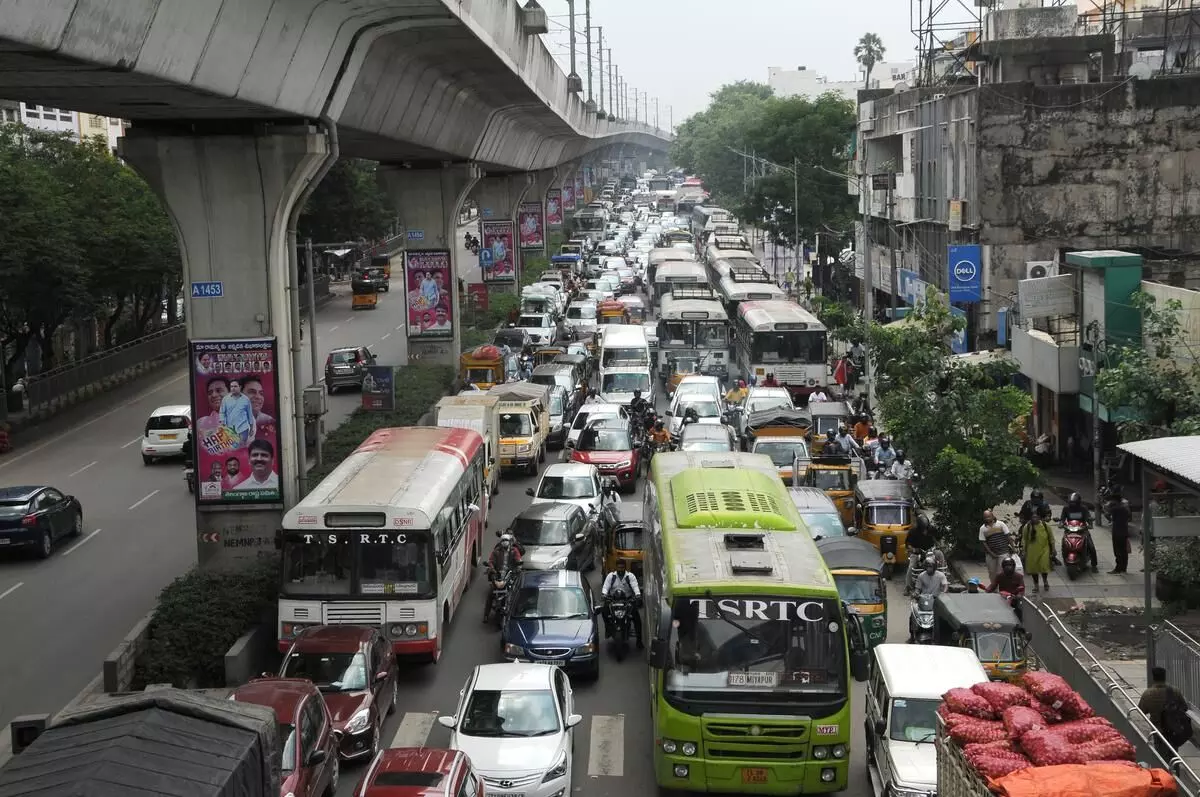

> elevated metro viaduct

[{"left": 0, "top": 0, "right": 671, "bottom": 567}]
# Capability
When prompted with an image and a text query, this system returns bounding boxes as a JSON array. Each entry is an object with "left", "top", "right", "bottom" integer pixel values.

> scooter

[
  {"left": 1060, "top": 520, "right": 1089, "bottom": 581},
  {"left": 484, "top": 567, "right": 515, "bottom": 628},
  {"left": 908, "top": 593, "right": 936, "bottom": 644},
  {"left": 607, "top": 597, "right": 635, "bottom": 661},
  {"left": 905, "top": 548, "right": 947, "bottom": 596}
]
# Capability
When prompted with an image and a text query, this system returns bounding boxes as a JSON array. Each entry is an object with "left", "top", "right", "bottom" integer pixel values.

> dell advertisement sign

[{"left": 948, "top": 244, "right": 982, "bottom": 303}]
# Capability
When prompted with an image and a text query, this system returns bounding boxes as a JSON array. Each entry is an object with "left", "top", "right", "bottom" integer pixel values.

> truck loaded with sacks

[{"left": 937, "top": 671, "right": 1179, "bottom": 796}]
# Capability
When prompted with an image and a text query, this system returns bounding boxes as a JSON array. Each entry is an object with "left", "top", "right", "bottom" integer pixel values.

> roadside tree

[
  {"left": 299, "top": 158, "right": 393, "bottom": 244},
  {"left": 854, "top": 33, "right": 886, "bottom": 88}
]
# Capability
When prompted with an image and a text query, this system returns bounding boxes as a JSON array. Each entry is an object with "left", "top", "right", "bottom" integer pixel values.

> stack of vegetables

[{"left": 939, "top": 673, "right": 1138, "bottom": 780}]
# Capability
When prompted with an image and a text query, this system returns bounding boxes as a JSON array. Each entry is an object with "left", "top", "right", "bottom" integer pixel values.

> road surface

[{"left": 0, "top": 227, "right": 478, "bottom": 738}]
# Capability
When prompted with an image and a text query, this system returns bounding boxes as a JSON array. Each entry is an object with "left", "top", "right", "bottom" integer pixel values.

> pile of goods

[{"left": 940, "top": 673, "right": 1139, "bottom": 781}]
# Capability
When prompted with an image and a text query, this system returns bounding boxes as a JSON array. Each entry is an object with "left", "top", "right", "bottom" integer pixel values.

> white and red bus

[{"left": 278, "top": 426, "right": 486, "bottom": 662}]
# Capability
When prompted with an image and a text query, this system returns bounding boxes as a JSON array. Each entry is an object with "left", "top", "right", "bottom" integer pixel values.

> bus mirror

[
  {"left": 648, "top": 638, "right": 669, "bottom": 669},
  {"left": 851, "top": 650, "right": 870, "bottom": 683}
]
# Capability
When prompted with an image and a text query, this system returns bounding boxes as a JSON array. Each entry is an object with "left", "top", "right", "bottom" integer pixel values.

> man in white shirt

[
  {"left": 233, "top": 438, "right": 280, "bottom": 492},
  {"left": 600, "top": 559, "right": 643, "bottom": 648},
  {"left": 810, "top": 387, "right": 829, "bottom": 403},
  {"left": 427, "top": 306, "right": 452, "bottom": 332}
]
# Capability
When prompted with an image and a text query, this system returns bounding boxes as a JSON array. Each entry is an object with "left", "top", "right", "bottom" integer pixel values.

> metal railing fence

[{"left": 1154, "top": 620, "right": 1200, "bottom": 712}]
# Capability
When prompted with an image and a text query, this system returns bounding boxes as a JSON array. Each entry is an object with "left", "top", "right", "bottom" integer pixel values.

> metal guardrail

[
  {"left": 1023, "top": 597, "right": 1200, "bottom": 794},
  {"left": 1154, "top": 621, "right": 1200, "bottom": 712}
]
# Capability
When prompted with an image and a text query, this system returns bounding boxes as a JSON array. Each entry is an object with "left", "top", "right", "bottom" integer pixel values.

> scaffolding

[{"left": 910, "top": 0, "right": 984, "bottom": 87}]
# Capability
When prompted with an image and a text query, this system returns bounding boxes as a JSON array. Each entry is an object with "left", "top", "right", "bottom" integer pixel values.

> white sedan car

[{"left": 439, "top": 663, "right": 581, "bottom": 797}]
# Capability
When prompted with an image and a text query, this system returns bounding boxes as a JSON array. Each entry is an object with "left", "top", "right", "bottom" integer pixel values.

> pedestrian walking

[
  {"left": 979, "top": 510, "right": 1014, "bottom": 580},
  {"left": 1139, "top": 666, "right": 1194, "bottom": 755},
  {"left": 1021, "top": 504, "right": 1055, "bottom": 593},
  {"left": 1106, "top": 487, "right": 1133, "bottom": 574}
]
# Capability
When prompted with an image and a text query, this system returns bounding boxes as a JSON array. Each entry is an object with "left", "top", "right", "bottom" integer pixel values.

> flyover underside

[{"left": 0, "top": 33, "right": 667, "bottom": 171}]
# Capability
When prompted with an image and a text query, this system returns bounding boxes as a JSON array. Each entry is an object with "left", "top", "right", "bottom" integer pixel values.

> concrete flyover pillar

[
  {"left": 379, "top": 163, "right": 481, "bottom": 367},
  {"left": 121, "top": 125, "right": 329, "bottom": 571},
  {"left": 472, "top": 172, "right": 538, "bottom": 291}
]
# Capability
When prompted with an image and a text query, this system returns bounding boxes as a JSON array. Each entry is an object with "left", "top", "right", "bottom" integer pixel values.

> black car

[
  {"left": 0, "top": 486, "right": 83, "bottom": 559},
  {"left": 509, "top": 502, "right": 599, "bottom": 572},
  {"left": 324, "top": 345, "right": 376, "bottom": 394},
  {"left": 492, "top": 327, "right": 532, "bottom": 352},
  {"left": 500, "top": 569, "right": 600, "bottom": 680}
]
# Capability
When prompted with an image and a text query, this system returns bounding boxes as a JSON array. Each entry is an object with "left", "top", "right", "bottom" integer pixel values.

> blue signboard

[
  {"left": 191, "top": 281, "right": 223, "bottom": 299},
  {"left": 406, "top": 229, "right": 425, "bottom": 241},
  {"left": 950, "top": 306, "right": 968, "bottom": 354},
  {"left": 947, "top": 244, "right": 982, "bottom": 303},
  {"left": 479, "top": 248, "right": 494, "bottom": 270},
  {"left": 482, "top": 208, "right": 494, "bottom": 219}
]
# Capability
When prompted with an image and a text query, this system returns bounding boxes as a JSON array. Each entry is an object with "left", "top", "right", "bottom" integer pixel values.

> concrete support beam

[
  {"left": 379, "top": 163, "right": 481, "bottom": 366},
  {"left": 473, "top": 172, "right": 537, "bottom": 287},
  {"left": 121, "top": 126, "right": 328, "bottom": 570}
]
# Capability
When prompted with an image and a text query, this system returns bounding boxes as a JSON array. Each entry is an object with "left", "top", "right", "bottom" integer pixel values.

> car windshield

[
  {"left": 460, "top": 689, "right": 560, "bottom": 737},
  {"left": 746, "top": 396, "right": 791, "bottom": 413},
  {"left": 574, "top": 410, "right": 616, "bottom": 430},
  {"left": 278, "top": 722, "right": 297, "bottom": 772},
  {"left": 666, "top": 596, "right": 845, "bottom": 701},
  {"left": 833, "top": 574, "right": 881, "bottom": 604},
  {"left": 801, "top": 512, "right": 846, "bottom": 540},
  {"left": 580, "top": 427, "right": 632, "bottom": 452},
  {"left": 810, "top": 469, "right": 850, "bottom": 491},
  {"left": 330, "top": 351, "right": 359, "bottom": 364},
  {"left": 549, "top": 393, "right": 565, "bottom": 415},
  {"left": 679, "top": 401, "right": 720, "bottom": 418},
  {"left": 974, "top": 631, "right": 1015, "bottom": 662},
  {"left": 867, "top": 504, "right": 911, "bottom": 526},
  {"left": 465, "top": 368, "right": 496, "bottom": 383},
  {"left": 500, "top": 414, "right": 533, "bottom": 437},
  {"left": 568, "top": 305, "right": 596, "bottom": 320},
  {"left": 601, "top": 373, "right": 649, "bottom": 394},
  {"left": 511, "top": 516, "right": 571, "bottom": 546},
  {"left": 537, "top": 475, "right": 597, "bottom": 499},
  {"left": 494, "top": 332, "right": 525, "bottom": 348},
  {"left": 281, "top": 652, "right": 368, "bottom": 692},
  {"left": 511, "top": 585, "right": 590, "bottom": 619},
  {"left": 814, "top": 417, "right": 843, "bottom": 436},
  {"left": 754, "top": 441, "right": 810, "bottom": 467},
  {"left": 671, "top": 357, "right": 700, "bottom": 374},
  {"left": 682, "top": 440, "right": 731, "bottom": 452},
  {"left": 518, "top": 315, "right": 549, "bottom": 328},
  {"left": 890, "top": 697, "right": 939, "bottom": 743}
]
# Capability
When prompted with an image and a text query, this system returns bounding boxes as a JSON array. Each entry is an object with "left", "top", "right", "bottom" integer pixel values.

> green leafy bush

[{"left": 136, "top": 559, "right": 278, "bottom": 688}]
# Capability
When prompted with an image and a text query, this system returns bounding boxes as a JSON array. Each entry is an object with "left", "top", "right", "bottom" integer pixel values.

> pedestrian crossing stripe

[{"left": 388, "top": 711, "right": 625, "bottom": 776}]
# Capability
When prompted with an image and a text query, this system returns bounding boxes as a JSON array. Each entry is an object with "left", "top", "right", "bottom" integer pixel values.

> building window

[
  {"left": 89, "top": 116, "right": 105, "bottom": 129},
  {"left": 2, "top": 108, "right": 17, "bottom": 122},
  {"left": 24, "top": 107, "right": 39, "bottom": 118}
]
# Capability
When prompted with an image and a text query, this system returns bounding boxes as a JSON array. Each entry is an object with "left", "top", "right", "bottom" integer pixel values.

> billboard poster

[
  {"left": 583, "top": 165, "right": 593, "bottom": 187},
  {"left": 191, "top": 338, "right": 283, "bottom": 505},
  {"left": 546, "top": 189, "right": 563, "bottom": 227},
  {"left": 467, "top": 283, "right": 490, "bottom": 311},
  {"left": 562, "top": 181, "right": 575, "bottom": 211},
  {"left": 622, "top": 158, "right": 633, "bottom": 175},
  {"left": 480, "top": 220, "right": 516, "bottom": 283},
  {"left": 518, "top": 201, "right": 545, "bottom": 249},
  {"left": 362, "top": 365, "right": 396, "bottom": 411},
  {"left": 574, "top": 175, "right": 584, "bottom": 201},
  {"left": 405, "top": 250, "right": 453, "bottom": 337}
]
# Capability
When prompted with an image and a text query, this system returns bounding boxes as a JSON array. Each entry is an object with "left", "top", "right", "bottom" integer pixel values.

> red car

[
  {"left": 279, "top": 625, "right": 398, "bottom": 762},
  {"left": 229, "top": 677, "right": 339, "bottom": 797},
  {"left": 354, "top": 748, "right": 484, "bottom": 797},
  {"left": 569, "top": 417, "right": 641, "bottom": 492}
]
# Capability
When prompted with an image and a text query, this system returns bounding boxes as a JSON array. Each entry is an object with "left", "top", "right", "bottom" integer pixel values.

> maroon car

[
  {"left": 354, "top": 748, "right": 484, "bottom": 797},
  {"left": 279, "top": 625, "right": 398, "bottom": 762},
  {"left": 569, "top": 417, "right": 641, "bottom": 492},
  {"left": 229, "top": 677, "right": 338, "bottom": 797}
]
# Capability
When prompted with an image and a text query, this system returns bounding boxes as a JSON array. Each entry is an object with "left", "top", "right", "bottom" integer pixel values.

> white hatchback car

[
  {"left": 526, "top": 462, "right": 613, "bottom": 515},
  {"left": 141, "top": 404, "right": 192, "bottom": 465},
  {"left": 439, "top": 663, "right": 581, "bottom": 797}
]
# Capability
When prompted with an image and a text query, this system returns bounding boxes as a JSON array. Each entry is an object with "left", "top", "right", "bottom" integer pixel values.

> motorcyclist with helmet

[
  {"left": 873, "top": 434, "right": 897, "bottom": 471},
  {"left": 629, "top": 389, "right": 649, "bottom": 418},
  {"left": 483, "top": 533, "right": 523, "bottom": 621},
  {"left": 987, "top": 556, "right": 1026, "bottom": 601},
  {"left": 724, "top": 380, "right": 749, "bottom": 405},
  {"left": 834, "top": 424, "right": 860, "bottom": 456},
  {"left": 886, "top": 449, "right": 915, "bottom": 481},
  {"left": 648, "top": 420, "right": 671, "bottom": 448},
  {"left": 1059, "top": 492, "right": 1099, "bottom": 573},
  {"left": 1018, "top": 489, "right": 1048, "bottom": 524},
  {"left": 600, "top": 559, "right": 643, "bottom": 648}
]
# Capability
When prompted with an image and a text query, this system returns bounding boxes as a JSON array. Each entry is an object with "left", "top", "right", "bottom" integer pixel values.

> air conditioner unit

[{"left": 1025, "top": 261, "right": 1058, "bottom": 280}]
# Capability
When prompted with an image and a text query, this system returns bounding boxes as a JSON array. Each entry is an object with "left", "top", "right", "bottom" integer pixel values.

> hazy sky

[{"left": 536, "top": 0, "right": 982, "bottom": 127}]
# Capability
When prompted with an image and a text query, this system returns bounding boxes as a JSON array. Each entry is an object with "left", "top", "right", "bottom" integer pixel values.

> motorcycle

[
  {"left": 607, "top": 597, "right": 635, "bottom": 661},
  {"left": 484, "top": 567, "right": 515, "bottom": 628},
  {"left": 905, "top": 548, "right": 947, "bottom": 596},
  {"left": 1060, "top": 520, "right": 1089, "bottom": 581},
  {"left": 908, "top": 593, "right": 936, "bottom": 644}
]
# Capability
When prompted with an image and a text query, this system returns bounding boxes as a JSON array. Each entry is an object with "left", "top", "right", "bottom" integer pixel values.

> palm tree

[{"left": 854, "top": 33, "right": 886, "bottom": 88}]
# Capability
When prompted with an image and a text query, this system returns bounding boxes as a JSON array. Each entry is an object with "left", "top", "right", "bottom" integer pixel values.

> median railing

[
  {"left": 1153, "top": 621, "right": 1200, "bottom": 712},
  {"left": 1023, "top": 597, "right": 1200, "bottom": 794}
]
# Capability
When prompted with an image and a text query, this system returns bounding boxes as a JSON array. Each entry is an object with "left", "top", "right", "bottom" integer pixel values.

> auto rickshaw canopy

[
  {"left": 934, "top": 592, "right": 1022, "bottom": 633},
  {"left": 809, "top": 400, "right": 855, "bottom": 436},
  {"left": 743, "top": 406, "right": 812, "bottom": 436},
  {"left": 815, "top": 537, "right": 884, "bottom": 574},
  {"left": 854, "top": 479, "right": 916, "bottom": 504}
]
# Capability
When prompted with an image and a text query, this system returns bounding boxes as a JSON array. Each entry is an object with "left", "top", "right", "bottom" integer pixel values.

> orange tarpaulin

[{"left": 992, "top": 763, "right": 1178, "bottom": 797}]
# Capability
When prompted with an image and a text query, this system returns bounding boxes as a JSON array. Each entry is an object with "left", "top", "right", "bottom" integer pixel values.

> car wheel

[
  {"left": 324, "top": 754, "right": 339, "bottom": 797},
  {"left": 142, "top": 455, "right": 152, "bottom": 466},
  {"left": 36, "top": 529, "right": 53, "bottom": 560},
  {"left": 387, "top": 676, "right": 398, "bottom": 716},
  {"left": 370, "top": 719, "right": 382, "bottom": 757},
  {"left": 325, "top": 384, "right": 334, "bottom": 395},
  {"left": 71, "top": 513, "right": 83, "bottom": 537}
]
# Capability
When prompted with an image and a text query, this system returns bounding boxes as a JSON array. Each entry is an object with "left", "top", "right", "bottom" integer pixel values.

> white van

[
  {"left": 865, "top": 644, "right": 989, "bottom": 797},
  {"left": 598, "top": 325, "right": 650, "bottom": 371}
]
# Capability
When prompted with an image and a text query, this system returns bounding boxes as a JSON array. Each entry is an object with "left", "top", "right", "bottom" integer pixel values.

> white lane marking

[
  {"left": 0, "top": 372, "right": 187, "bottom": 471},
  {"left": 63, "top": 528, "right": 102, "bottom": 556},
  {"left": 395, "top": 325, "right": 403, "bottom": 331},
  {"left": 121, "top": 437, "right": 142, "bottom": 449},
  {"left": 68, "top": 461, "right": 98, "bottom": 478},
  {"left": 587, "top": 714, "right": 625, "bottom": 777},
  {"left": 128, "top": 490, "right": 160, "bottom": 511},
  {"left": 391, "top": 712, "right": 438, "bottom": 748},
  {"left": 330, "top": 325, "right": 339, "bottom": 332},
  {"left": 381, "top": 333, "right": 390, "bottom": 341},
  {"left": 344, "top": 317, "right": 353, "bottom": 323},
  {"left": 0, "top": 582, "right": 24, "bottom": 602}
]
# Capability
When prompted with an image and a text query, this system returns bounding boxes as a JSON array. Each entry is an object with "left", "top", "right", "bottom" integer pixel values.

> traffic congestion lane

[{"left": 0, "top": 285, "right": 416, "bottom": 735}]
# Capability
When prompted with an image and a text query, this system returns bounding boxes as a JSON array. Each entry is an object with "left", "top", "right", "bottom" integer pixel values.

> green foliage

[
  {"left": 866, "top": 297, "right": 1039, "bottom": 555},
  {"left": 299, "top": 159, "right": 393, "bottom": 244},
  {"left": 810, "top": 296, "right": 862, "bottom": 344},
  {"left": 854, "top": 33, "right": 887, "bottom": 88},
  {"left": 1095, "top": 291, "right": 1200, "bottom": 441},
  {"left": 137, "top": 559, "right": 278, "bottom": 688},
  {"left": 671, "top": 83, "right": 856, "bottom": 248},
  {"left": 0, "top": 126, "right": 182, "bottom": 377}
]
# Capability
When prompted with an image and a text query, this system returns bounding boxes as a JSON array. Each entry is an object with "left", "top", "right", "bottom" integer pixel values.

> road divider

[
  {"left": 391, "top": 712, "right": 439, "bottom": 748},
  {"left": 587, "top": 714, "right": 625, "bottom": 777}
]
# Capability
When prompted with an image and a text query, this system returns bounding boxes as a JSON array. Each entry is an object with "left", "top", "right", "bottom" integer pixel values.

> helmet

[
  {"left": 1037, "top": 503, "right": 1053, "bottom": 519},
  {"left": 1030, "top": 489, "right": 1044, "bottom": 502},
  {"left": 633, "top": 389, "right": 642, "bottom": 397},
  {"left": 1001, "top": 556, "right": 1016, "bottom": 570},
  {"left": 895, "top": 449, "right": 905, "bottom": 460},
  {"left": 968, "top": 577, "right": 983, "bottom": 586},
  {"left": 588, "top": 388, "right": 598, "bottom": 397},
  {"left": 499, "top": 533, "right": 514, "bottom": 548},
  {"left": 827, "top": 431, "right": 837, "bottom": 440},
  {"left": 838, "top": 424, "right": 848, "bottom": 433},
  {"left": 1068, "top": 492, "right": 1081, "bottom": 504}
]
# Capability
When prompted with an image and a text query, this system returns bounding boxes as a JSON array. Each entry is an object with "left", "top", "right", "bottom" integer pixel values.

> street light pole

[
  {"left": 584, "top": 0, "right": 593, "bottom": 104},
  {"left": 596, "top": 28, "right": 605, "bottom": 114}
]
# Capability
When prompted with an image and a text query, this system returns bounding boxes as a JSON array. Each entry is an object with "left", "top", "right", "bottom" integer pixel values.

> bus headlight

[
  {"left": 832, "top": 744, "right": 847, "bottom": 759},
  {"left": 661, "top": 740, "right": 677, "bottom": 753},
  {"left": 681, "top": 742, "right": 697, "bottom": 756},
  {"left": 812, "top": 746, "right": 829, "bottom": 759}
]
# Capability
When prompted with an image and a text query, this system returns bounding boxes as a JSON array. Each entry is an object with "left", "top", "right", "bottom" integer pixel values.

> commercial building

[
  {"left": 768, "top": 61, "right": 915, "bottom": 102},
  {"left": 0, "top": 100, "right": 128, "bottom": 152}
]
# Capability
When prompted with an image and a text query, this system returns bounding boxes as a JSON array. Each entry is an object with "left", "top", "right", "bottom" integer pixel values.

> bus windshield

[
  {"left": 751, "top": 331, "right": 826, "bottom": 364},
  {"left": 666, "top": 596, "right": 845, "bottom": 704},
  {"left": 280, "top": 531, "right": 435, "bottom": 598}
]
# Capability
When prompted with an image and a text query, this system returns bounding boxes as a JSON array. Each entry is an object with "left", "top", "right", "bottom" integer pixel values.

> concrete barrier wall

[{"left": 101, "top": 610, "right": 155, "bottom": 694}]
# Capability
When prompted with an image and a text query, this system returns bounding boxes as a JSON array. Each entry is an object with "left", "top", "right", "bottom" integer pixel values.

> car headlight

[
  {"left": 517, "top": 444, "right": 532, "bottom": 453},
  {"left": 551, "top": 556, "right": 569, "bottom": 569},
  {"left": 575, "top": 642, "right": 597, "bottom": 655},
  {"left": 503, "top": 643, "right": 524, "bottom": 657},
  {"left": 614, "top": 460, "right": 632, "bottom": 468},
  {"left": 343, "top": 708, "right": 371, "bottom": 735},
  {"left": 543, "top": 755, "right": 568, "bottom": 782}
]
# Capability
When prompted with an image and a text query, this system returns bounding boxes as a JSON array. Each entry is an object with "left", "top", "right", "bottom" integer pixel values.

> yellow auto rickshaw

[
  {"left": 597, "top": 300, "right": 631, "bottom": 325},
  {"left": 816, "top": 537, "right": 888, "bottom": 650},
  {"left": 459, "top": 344, "right": 505, "bottom": 390},
  {"left": 804, "top": 454, "right": 860, "bottom": 530},
  {"left": 808, "top": 400, "right": 855, "bottom": 455},
  {"left": 604, "top": 504, "right": 646, "bottom": 579},
  {"left": 664, "top": 355, "right": 702, "bottom": 398},
  {"left": 934, "top": 593, "right": 1031, "bottom": 681},
  {"left": 351, "top": 279, "right": 378, "bottom": 310},
  {"left": 852, "top": 479, "right": 917, "bottom": 578},
  {"left": 533, "top": 346, "right": 567, "bottom": 368}
]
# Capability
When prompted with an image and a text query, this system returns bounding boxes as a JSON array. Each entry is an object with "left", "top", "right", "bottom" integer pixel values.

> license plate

[
  {"left": 501, "top": 458, "right": 514, "bottom": 466},
  {"left": 727, "top": 671, "right": 778, "bottom": 687},
  {"left": 159, "top": 434, "right": 177, "bottom": 441},
  {"left": 0, "top": 538, "right": 10, "bottom": 545},
  {"left": 742, "top": 768, "right": 769, "bottom": 785}
]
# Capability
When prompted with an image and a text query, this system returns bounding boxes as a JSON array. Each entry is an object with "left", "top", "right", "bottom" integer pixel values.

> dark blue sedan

[
  {"left": 0, "top": 486, "right": 83, "bottom": 559},
  {"left": 500, "top": 569, "right": 600, "bottom": 680}
]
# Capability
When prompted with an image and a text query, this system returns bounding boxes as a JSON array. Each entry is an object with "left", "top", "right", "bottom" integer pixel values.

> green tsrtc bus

[{"left": 643, "top": 459, "right": 866, "bottom": 794}]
